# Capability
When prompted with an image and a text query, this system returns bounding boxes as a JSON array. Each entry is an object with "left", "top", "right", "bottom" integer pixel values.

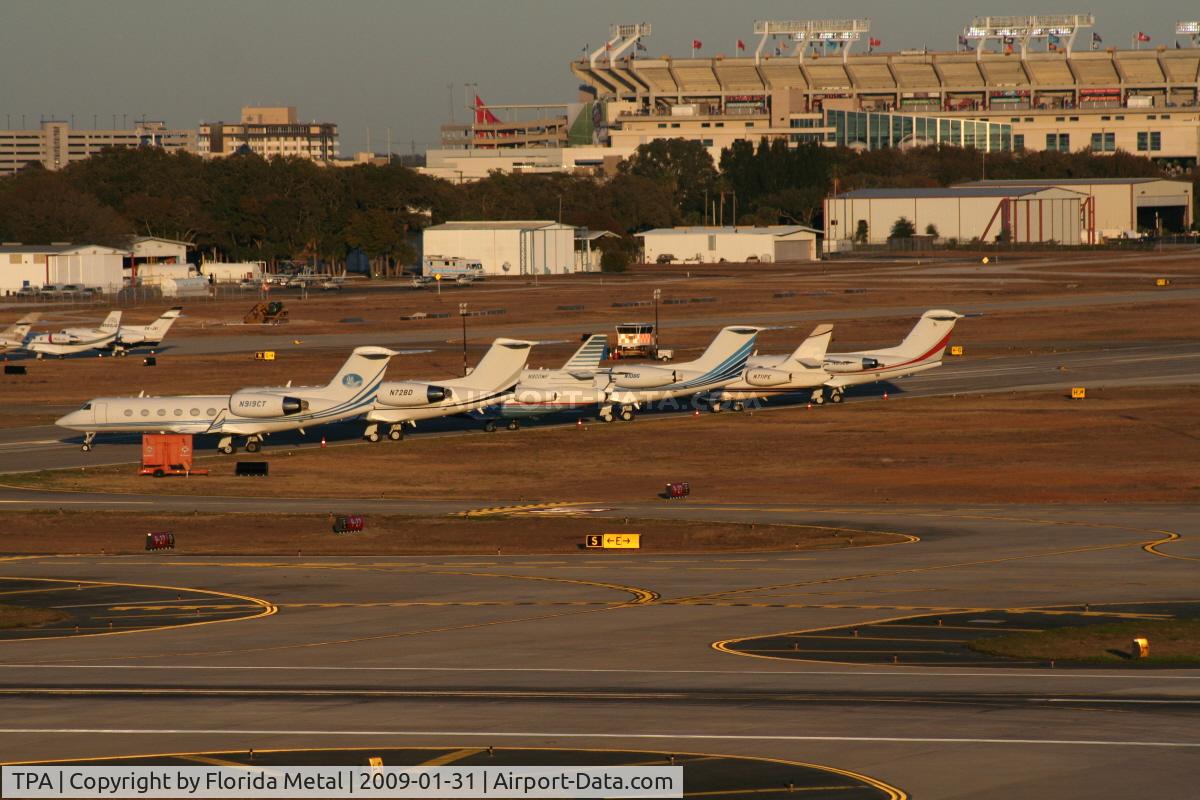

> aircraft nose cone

[{"left": 55, "top": 411, "right": 81, "bottom": 428}]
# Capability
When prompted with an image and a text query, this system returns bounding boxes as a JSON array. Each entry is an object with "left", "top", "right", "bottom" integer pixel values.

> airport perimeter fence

[{"left": 827, "top": 233, "right": 1200, "bottom": 258}]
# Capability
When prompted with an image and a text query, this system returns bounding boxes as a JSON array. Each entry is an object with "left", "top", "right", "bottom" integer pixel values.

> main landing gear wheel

[
  {"left": 710, "top": 402, "right": 724, "bottom": 413},
  {"left": 244, "top": 439, "right": 262, "bottom": 453},
  {"left": 506, "top": 419, "right": 521, "bottom": 431},
  {"left": 219, "top": 444, "right": 235, "bottom": 455},
  {"left": 732, "top": 401, "right": 745, "bottom": 412},
  {"left": 483, "top": 421, "right": 498, "bottom": 433},
  {"left": 387, "top": 428, "right": 404, "bottom": 441},
  {"left": 619, "top": 408, "right": 635, "bottom": 422},
  {"left": 365, "top": 431, "right": 381, "bottom": 443},
  {"left": 830, "top": 390, "right": 844, "bottom": 404}
]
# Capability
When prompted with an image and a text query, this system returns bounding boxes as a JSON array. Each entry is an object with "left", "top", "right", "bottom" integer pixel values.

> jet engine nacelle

[
  {"left": 513, "top": 388, "right": 558, "bottom": 404},
  {"left": 611, "top": 367, "right": 677, "bottom": 389},
  {"left": 229, "top": 393, "right": 307, "bottom": 418},
  {"left": 743, "top": 368, "right": 793, "bottom": 387},
  {"left": 377, "top": 382, "right": 452, "bottom": 407},
  {"left": 823, "top": 357, "right": 881, "bottom": 374}
]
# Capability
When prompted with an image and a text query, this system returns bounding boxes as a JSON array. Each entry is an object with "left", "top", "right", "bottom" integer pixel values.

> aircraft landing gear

[
  {"left": 619, "top": 406, "right": 635, "bottom": 422},
  {"left": 598, "top": 407, "right": 614, "bottom": 423},
  {"left": 506, "top": 419, "right": 521, "bottom": 431},
  {"left": 244, "top": 436, "right": 263, "bottom": 453},
  {"left": 363, "top": 423, "right": 381, "bottom": 443},
  {"left": 829, "top": 388, "right": 844, "bottom": 404},
  {"left": 483, "top": 420, "right": 498, "bottom": 433},
  {"left": 709, "top": 401, "right": 724, "bottom": 413},
  {"left": 810, "top": 389, "right": 825, "bottom": 405},
  {"left": 81, "top": 433, "right": 95, "bottom": 452},
  {"left": 387, "top": 425, "right": 404, "bottom": 441},
  {"left": 217, "top": 436, "right": 235, "bottom": 455},
  {"left": 732, "top": 401, "right": 745, "bottom": 413}
]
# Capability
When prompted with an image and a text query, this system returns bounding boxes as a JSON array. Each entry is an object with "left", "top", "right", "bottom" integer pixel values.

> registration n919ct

[{"left": 1, "top": 766, "right": 683, "bottom": 798}]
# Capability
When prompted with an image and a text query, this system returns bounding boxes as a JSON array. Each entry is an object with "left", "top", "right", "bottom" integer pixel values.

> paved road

[
  {"left": 2, "top": 339, "right": 1196, "bottom": 474},
  {"left": 0, "top": 502, "right": 1197, "bottom": 798}
]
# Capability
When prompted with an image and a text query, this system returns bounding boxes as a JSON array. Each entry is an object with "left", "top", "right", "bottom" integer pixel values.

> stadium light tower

[
  {"left": 1178, "top": 21, "right": 1200, "bottom": 47},
  {"left": 589, "top": 23, "right": 651, "bottom": 68},
  {"left": 752, "top": 18, "right": 871, "bottom": 63},
  {"left": 963, "top": 14, "right": 1094, "bottom": 58}
]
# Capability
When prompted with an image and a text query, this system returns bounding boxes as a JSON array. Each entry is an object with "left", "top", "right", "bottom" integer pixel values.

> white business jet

[
  {"left": 56, "top": 346, "right": 397, "bottom": 453},
  {"left": 597, "top": 326, "right": 760, "bottom": 421},
  {"left": 818, "top": 310, "right": 962, "bottom": 403},
  {"left": 25, "top": 311, "right": 121, "bottom": 358},
  {"left": 363, "top": 338, "right": 535, "bottom": 442},
  {"left": 704, "top": 324, "right": 834, "bottom": 411},
  {"left": 473, "top": 333, "right": 609, "bottom": 431},
  {"left": 110, "top": 306, "right": 183, "bottom": 353}
]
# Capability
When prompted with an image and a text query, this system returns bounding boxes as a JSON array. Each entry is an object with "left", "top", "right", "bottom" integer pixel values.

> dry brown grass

[
  {"left": 0, "top": 604, "right": 69, "bottom": 629},
  {"left": 970, "top": 620, "right": 1200, "bottom": 664},
  {"left": 0, "top": 512, "right": 891, "bottom": 556},
  {"left": 10, "top": 386, "right": 1199, "bottom": 505}
]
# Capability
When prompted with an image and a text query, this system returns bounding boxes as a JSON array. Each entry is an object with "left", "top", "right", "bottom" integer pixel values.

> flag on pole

[
  {"left": 692, "top": 39, "right": 703, "bottom": 50},
  {"left": 1092, "top": 32, "right": 1102, "bottom": 50},
  {"left": 869, "top": 37, "right": 881, "bottom": 47},
  {"left": 1136, "top": 32, "right": 1151, "bottom": 42},
  {"left": 736, "top": 39, "right": 745, "bottom": 51}
]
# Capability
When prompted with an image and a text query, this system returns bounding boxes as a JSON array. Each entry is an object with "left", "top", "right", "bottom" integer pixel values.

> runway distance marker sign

[{"left": 586, "top": 534, "right": 641, "bottom": 549}]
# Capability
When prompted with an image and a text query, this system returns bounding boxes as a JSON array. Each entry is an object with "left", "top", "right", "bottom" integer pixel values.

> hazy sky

[{"left": 2, "top": 1, "right": 1195, "bottom": 154}]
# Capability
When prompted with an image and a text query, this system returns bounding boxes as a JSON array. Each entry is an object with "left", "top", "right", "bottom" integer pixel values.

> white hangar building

[
  {"left": 637, "top": 226, "right": 820, "bottom": 264},
  {"left": 422, "top": 220, "right": 578, "bottom": 276},
  {"left": 825, "top": 186, "right": 1087, "bottom": 246}
]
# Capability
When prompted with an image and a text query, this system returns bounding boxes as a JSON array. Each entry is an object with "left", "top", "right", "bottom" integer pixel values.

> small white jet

[
  {"left": 56, "top": 346, "right": 397, "bottom": 453},
  {"left": 474, "top": 333, "right": 609, "bottom": 431},
  {"left": 110, "top": 306, "right": 183, "bottom": 354},
  {"left": 597, "top": 326, "right": 761, "bottom": 421},
  {"left": 704, "top": 324, "right": 834, "bottom": 411},
  {"left": 0, "top": 313, "right": 40, "bottom": 353},
  {"left": 363, "top": 338, "right": 535, "bottom": 441},
  {"left": 817, "top": 309, "right": 962, "bottom": 404},
  {"left": 25, "top": 311, "right": 121, "bottom": 358}
]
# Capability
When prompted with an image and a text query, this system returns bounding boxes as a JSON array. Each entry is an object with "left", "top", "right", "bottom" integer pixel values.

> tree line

[{"left": 0, "top": 140, "right": 1192, "bottom": 272}]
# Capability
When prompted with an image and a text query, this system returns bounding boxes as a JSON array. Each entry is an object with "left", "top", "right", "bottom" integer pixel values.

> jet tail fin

[
  {"left": 890, "top": 310, "right": 962, "bottom": 362},
  {"left": 326, "top": 346, "right": 398, "bottom": 399},
  {"left": 465, "top": 338, "right": 535, "bottom": 390},
  {"left": 561, "top": 334, "right": 607, "bottom": 370},
  {"left": 688, "top": 326, "right": 760, "bottom": 378},
  {"left": 786, "top": 324, "right": 833, "bottom": 368},
  {"left": 144, "top": 307, "right": 182, "bottom": 340},
  {"left": 99, "top": 310, "right": 122, "bottom": 332}
]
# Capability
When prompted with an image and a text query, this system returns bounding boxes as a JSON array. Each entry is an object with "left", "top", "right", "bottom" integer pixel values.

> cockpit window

[{"left": 81, "top": 403, "right": 92, "bottom": 411}]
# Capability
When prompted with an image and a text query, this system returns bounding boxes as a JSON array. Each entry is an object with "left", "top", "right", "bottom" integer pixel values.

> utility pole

[
  {"left": 653, "top": 288, "right": 661, "bottom": 353},
  {"left": 459, "top": 302, "right": 469, "bottom": 375}
]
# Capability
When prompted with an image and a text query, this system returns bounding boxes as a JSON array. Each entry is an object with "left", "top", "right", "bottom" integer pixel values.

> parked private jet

[
  {"left": 363, "top": 338, "right": 535, "bottom": 442},
  {"left": 110, "top": 306, "right": 183, "bottom": 353},
  {"left": 56, "top": 346, "right": 397, "bottom": 453},
  {"left": 597, "top": 326, "right": 760, "bottom": 420},
  {"left": 818, "top": 309, "right": 963, "bottom": 403},
  {"left": 0, "top": 313, "right": 39, "bottom": 353},
  {"left": 704, "top": 324, "right": 834, "bottom": 411},
  {"left": 25, "top": 311, "right": 121, "bottom": 358},
  {"left": 473, "top": 333, "right": 609, "bottom": 431}
]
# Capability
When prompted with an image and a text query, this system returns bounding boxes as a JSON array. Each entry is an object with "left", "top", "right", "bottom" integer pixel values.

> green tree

[
  {"left": 890, "top": 217, "right": 916, "bottom": 238},
  {"left": 853, "top": 220, "right": 869, "bottom": 243},
  {"left": 925, "top": 223, "right": 940, "bottom": 237},
  {"left": 619, "top": 139, "right": 718, "bottom": 220},
  {"left": 343, "top": 208, "right": 414, "bottom": 277}
]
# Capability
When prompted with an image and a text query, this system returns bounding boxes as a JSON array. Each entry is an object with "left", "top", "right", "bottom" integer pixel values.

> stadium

[{"left": 425, "top": 15, "right": 1200, "bottom": 179}]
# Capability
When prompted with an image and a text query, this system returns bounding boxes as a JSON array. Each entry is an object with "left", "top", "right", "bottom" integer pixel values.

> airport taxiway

[{"left": 0, "top": 503, "right": 1197, "bottom": 798}]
